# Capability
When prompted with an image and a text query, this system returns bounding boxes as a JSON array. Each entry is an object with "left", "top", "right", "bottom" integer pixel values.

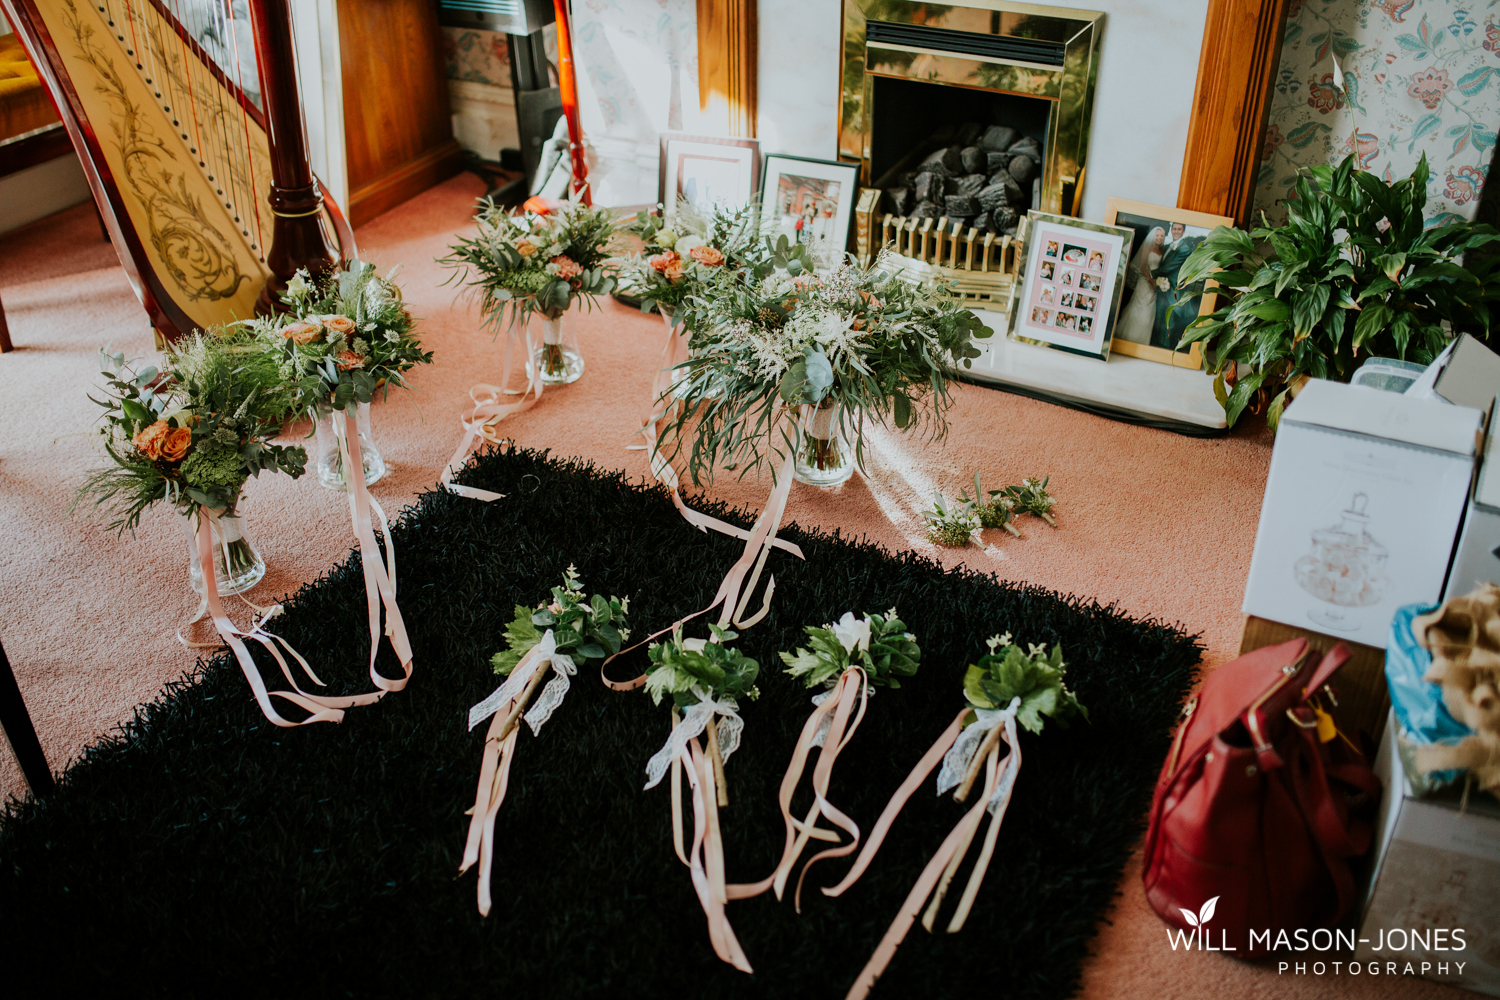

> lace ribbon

[
  {"left": 644, "top": 684, "right": 742, "bottom": 790},
  {"left": 840, "top": 701, "right": 1025, "bottom": 1000},
  {"left": 441, "top": 316, "right": 544, "bottom": 501},
  {"left": 459, "top": 634, "right": 576, "bottom": 916}
]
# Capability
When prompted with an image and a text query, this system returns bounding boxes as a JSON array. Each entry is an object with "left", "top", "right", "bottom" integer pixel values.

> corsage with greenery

[
  {"left": 1005, "top": 475, "right": 1058, "bottom": 527},
  {"left": 461, "top": 565, "right": 630, "bottom": 917},
  {"left": 832, "top": 634, "right": 1087, "bottom": 1000},
  {"left": 923, "top": 490, "right": 982, "bottom": 547}
]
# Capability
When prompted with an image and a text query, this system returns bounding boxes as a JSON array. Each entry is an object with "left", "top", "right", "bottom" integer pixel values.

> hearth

[{"left": 841, "top": 0, "right": 1103, "bottom": 305}]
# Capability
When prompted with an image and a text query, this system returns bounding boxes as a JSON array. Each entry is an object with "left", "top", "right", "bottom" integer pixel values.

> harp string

[{"left": 223, "top": 1, "right": 265, "bottom": 258}]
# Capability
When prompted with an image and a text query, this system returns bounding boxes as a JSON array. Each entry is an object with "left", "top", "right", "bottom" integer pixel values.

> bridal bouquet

[
  {"left": 615, "top": 200, "right": 760, "bottom": 331},
  {"left": 739, "top": 610, "right": 919, "bottom": 911},
  {"left": 462, "top": 566, "right": 629, "bottom": 916},
  {"left": 832, "top": 634, "right": 1086, "bottom": 1000},
  {"left": 77, "top": 331, "right": 308, "bottom": 534},
  {"left": 442, "top": 195, "right": 618, "bottom": 382},
  {"left": 640, "top": 622, "right": 760, "bottom": 972},
  {"left": 658, "top": 247, "right": 992, "bottom": 486}
]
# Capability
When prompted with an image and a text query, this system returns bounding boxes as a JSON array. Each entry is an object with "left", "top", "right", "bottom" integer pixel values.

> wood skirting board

[
  {"left": 1239, "top": 615, "right": 1390, "bottom": 749},
  {"left": 347, "top": 138, "right": 463, "bottom": 228}
]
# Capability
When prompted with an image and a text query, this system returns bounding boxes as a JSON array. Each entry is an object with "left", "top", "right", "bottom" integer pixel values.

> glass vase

[
  {"left": 314, "top": 401, "right": 386, "bottom": 490},
  {"left": 794, "top": 398, "right": 855, "bottom": 487},
  {"left": 532, "top": 313, "right": 584, "bottom": 385},
  {"left": 182, "top": 510, "right": 265, "bottom": 597}
]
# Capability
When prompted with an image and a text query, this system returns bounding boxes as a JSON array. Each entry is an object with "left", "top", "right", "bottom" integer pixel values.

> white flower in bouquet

[
  {"left": 830, "top": 612, "right": 873, "bottom": 654},
  {"left": 674, "top": 233, "right": 705, "bottom": 255}
]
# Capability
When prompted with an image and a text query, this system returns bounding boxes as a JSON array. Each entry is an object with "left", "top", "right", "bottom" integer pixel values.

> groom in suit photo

[{"left": 1150, "top": 222, "right": 1206, "bottom": 350}]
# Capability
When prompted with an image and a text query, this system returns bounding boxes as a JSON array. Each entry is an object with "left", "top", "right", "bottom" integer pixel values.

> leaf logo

[{"left": 1179, "top": 896, "right": 1219, "bottom": 927}]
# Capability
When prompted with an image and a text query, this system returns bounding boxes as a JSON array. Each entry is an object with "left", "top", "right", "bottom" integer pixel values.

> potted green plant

[{"left": 1178, "top": 154, "right": 1500, "bottom": 429}]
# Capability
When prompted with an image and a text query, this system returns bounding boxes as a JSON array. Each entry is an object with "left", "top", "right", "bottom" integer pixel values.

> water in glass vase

[
  {"left": 794, "top": 400, "right": 855, "bottom": 487},
  {"left": 532, "top": 314, "right": 584, "bottom": 384},
  {"left": 182, "top": 511, "right": 266, "bottom": 596},
  {"left": 314, "top": 402, "right": 386, "bottom": 490}
]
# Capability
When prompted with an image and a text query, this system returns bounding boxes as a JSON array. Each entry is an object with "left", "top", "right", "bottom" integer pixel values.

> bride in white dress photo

[{"left": 1115, "top": 226, "right": 1164, "bottom": 345}]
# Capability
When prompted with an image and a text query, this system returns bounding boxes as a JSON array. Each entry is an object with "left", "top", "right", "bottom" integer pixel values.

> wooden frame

[
  {"left": 1102, "top": 197, "right": 1231, "bottom": 369},
  {"left": 697, "top": 0, "right": 756, "bottom": 137},
  {"left": 658, "top": 132, "right": 760, "bottom": 213},
  {"left": 1177, "top": 0, "right": 1290, "bottom": 226}
]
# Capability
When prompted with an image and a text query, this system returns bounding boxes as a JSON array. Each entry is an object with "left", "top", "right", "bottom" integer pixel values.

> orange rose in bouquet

[
  {"left": 159, "top": 426, "right": 192, "bottom": 462},
  {"left": 323, "top": 315, "right": 356, "bottom": 336},
  {"left": 132, "top": 420, "right": 171, "bottom": 460},
  {"left": 648, "top": 250, "right": 681, "bottom": 277},
  {"left": 550, "top": 255, "right": 583, "bottom": 280},
  {"left": 282, "top": 321, "right": 322, "bottom": 345},
  {"left": 334, "top": 350, "right": 366, "bottom": 370},
  {"left": 688, "top": 245, "right": 725, "bottom": 267}
]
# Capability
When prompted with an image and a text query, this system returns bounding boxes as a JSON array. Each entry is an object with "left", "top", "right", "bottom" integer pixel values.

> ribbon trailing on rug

[
  {"left": 186, "top": 509, "right": 386, "bottom": 726},
  {"left": 834, "top": 637, "right": 1087, "bottom": 1000},
  {"left": 639, "top": 627, "right": 760, "bottom": 972},
  {"left": 460, "top": 631, "right": 577, "bottom": 916},
  {"left": 441, "top": 316, "right": 541, "bottom": 502},
  {"left": 336, "top": 410, "right": 415, "bottom": 695}
]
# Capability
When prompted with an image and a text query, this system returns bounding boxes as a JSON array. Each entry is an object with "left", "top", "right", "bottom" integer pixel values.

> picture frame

[
  {"left": 759, "top": 153, "right": 861, "bottom": 254},
  {"left": 1102, "top": 198, "right": 1232, "bottom": 369},
  {"left": 658, "top": 133, "right": 761, "bottom": 215},
  {"left": 1008, "top": 212, "right": 1133, "bottom": 362}
]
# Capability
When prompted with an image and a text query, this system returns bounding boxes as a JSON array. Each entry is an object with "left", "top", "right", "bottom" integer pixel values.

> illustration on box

[{"left": 1294, "top": 492, "right": 1390, "bottom": 632}]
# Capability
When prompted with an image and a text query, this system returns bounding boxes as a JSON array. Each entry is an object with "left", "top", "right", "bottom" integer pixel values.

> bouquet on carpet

[
  {"left": 75, "top": 332, "right": 372, "bottom": 728},
  {"left": 615, "top": 199, "right": 760, "bottom": 333},
  {"left": 731, "top": 610, "right": 919, "bottom": 911},
  {"left": 831, "top": 634, "right": 1086, "bottom": 1000},
  {"left": 462, "top": 566, "right": 630, "bottom": 916},
  {"left": 657, "top": 246, "right": 993, "bottom": 489},
  {"left": 640, "top": 622, "right": 760, "bottom": 972}
]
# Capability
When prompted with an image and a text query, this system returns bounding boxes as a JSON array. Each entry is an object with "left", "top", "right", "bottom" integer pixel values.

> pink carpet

[{"left": 0, "top": 175, "right": 1456, "bottom": 998}]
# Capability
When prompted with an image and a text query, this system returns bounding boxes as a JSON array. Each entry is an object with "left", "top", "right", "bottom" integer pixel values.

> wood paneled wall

[
  {"left": 1178, "top": 0, "right": 1289, "bottom": 227},
  {"left": 697, "top": 0, "right": 756, "bottom": 138},
  {"left": 338, "top": 0, "right": 462, "bottom": 226}
]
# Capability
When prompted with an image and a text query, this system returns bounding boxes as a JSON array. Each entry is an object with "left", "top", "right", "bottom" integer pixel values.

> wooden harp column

[{"left": 248, "top": 0, "right": 339, "bottom": 314}]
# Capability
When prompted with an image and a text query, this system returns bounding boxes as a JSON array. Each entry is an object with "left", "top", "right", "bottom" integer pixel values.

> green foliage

[
  {"left": 657, "top": 251, "right": 992, "bottom": 484},
  {"left": 962, "top": 471, "right": 1016, "bottom": 531},
  {"left": 1179, "top": 153, "right": 1500, "bottom": 429},
  {"left": 252, "top": 260, "right": 433, "bottom": 412},
  {"left": 490, "top": 565, "right": 629, "bottom": 675},
  {"left": 778, "top": 610, "right": 920, "bottom": 689},
  {"left": 963, "top": 635, "right": 1088, "bottom": 735},
  {"left": 922, "top": 490, "right": 981, "bottom": 547},
  {"left": 614, "top": 199, "right": 762, "bottom": 329},
  {"left": 75, "top": 330, "right": 308, "bottom": 534},
  {"left": 1004, "top": 476, "right": 1056, "bottom": 523},
  {"left": 442, "top": 196, "right": 620, "bottom": 331},
  {"left": 644, "top": 623, "right": 761, "bottom": 708}
]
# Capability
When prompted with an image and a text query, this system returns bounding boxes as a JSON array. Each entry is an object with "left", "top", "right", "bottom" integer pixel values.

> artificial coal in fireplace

[{"left": 877, "top": 122, "right": 1040, "bottom": 237}]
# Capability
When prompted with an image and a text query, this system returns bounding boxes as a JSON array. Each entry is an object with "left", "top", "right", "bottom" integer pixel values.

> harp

[{"left": 2, "top": 0, "right": 352, "bottom": 343}]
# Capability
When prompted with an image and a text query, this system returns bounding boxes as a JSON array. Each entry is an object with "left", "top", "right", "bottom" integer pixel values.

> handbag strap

[{"left": 1287, "top": 725, "right": 1366, "bottom": 922}]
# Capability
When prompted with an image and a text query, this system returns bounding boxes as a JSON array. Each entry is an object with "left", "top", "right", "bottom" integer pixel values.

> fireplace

[{"left": 841, "top": 0, "right": 1103, "bottom": 305}]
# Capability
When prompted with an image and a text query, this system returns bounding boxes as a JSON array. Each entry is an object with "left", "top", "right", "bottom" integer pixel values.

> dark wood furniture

[
  {"left": 0, "top": 637, "right": 53, "bottom": 795},
  {"left": 339, "top": 0, "right": 463, "bottom": 226}
]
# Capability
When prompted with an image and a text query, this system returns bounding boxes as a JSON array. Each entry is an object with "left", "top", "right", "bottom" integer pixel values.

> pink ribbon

[{"left": 441, "top": 316, "right": 545, "bottom": 501}]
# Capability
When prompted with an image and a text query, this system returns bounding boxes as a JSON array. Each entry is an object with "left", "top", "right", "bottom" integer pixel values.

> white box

[
  {"left": 1445, "top": 404, "right": 1500, "bottom": 600},
  {"left": 1358, "top": 711, "right": 1500, "bottom": 996},
  {"left": 1242, "top": 379, "right": 1482, "bottom": 648},
  {"left": 1435, "top": 334, "right": 1500, "bottom": 412}
]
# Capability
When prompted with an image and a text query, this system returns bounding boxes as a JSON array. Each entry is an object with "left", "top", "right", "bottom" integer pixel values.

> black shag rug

[{"left": 0, "top": 446, "right": 1200, "bottom": 998}]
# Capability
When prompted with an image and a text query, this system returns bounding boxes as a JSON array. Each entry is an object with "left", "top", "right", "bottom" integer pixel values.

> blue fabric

[{"left": 1387, "top": 602, "right": 1473, "bottom": 786}]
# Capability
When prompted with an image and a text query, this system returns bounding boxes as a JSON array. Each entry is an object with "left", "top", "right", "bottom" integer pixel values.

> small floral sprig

[
  {"left": 76, "top": 332, "right": 310, "bottom": 533},
  {"left": 492, "top": 565, "right": 629, "bottom": 675},
  {"left": 923, "top": 491, "right": 982, "bottom": 547},
  {"left": 1005, "top": 476, "right": 1057, "bottom": 527},
  {"left": 963, "top": 633, "right": 1087, "bottom": 734},
  {"left": 963, "top": 472, "right": 1022, "bottom": 537},
  {"left": 644, "top": 622, "right": 761, "bottom": 707},
  {"left": 442, "top": 194, "right": 619, "bottom": 329},
  {"left": 780, "top": 610, "right": 921, "bottom": 689},
  {"left": 258, "top": 260, "right": 433, "bottom": 412}
]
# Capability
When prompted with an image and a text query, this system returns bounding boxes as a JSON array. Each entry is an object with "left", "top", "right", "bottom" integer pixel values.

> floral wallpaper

[
  {"left": 1252, "top": 0, "right": 1500, "bottom": 227},
  {"left": 442, "top": 27, "right": 511, "bottom": 86}
]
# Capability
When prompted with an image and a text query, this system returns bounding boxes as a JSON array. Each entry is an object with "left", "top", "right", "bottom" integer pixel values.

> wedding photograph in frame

[
  {"left": 1008, "top": 212, "right": 1133, "bottom": 361},
  {"left": 658, "top": 133, "right": 762, "bottom": 215},
  {"left": 759, "top": 154, "right": 860, "bottom": 252},
  {"left": 1103, "top": 198, "right": 1232, "bottom": 369}
]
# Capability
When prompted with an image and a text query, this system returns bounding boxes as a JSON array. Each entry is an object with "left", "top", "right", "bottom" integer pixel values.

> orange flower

[
  {"left": 282, "top": 320, "right": 321, "bottom": 345},
  {"left": 159, "top": 426, "right": 192, "bottom": 462},
  {"left": 551, "top": 255, "right": 582, "bottom": 280},
  {"left": 688, "top": 245, "right": 725, "bottom": 267},
  {"left": 132, "top": 420, "right": 170, "bottom": 460},
  {"left": 323, "top": 315, "right": 356, "bottom": 336},
  {"left": 663, "top": 260, "right": 683, "bottom": 282},
  {"left": 515, "top": 238, "right": 538, "bottom": 258},
  {"left": 648, "top": 250, "right": 681, "bottom": 275},
  {"left": 334, "top": 350, "right": 365, "bottom": 370}
]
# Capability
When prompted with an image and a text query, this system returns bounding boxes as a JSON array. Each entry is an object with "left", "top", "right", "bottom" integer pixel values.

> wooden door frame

[{"left": 1178, "top": 0, "right": 1290, "bottom": 227}]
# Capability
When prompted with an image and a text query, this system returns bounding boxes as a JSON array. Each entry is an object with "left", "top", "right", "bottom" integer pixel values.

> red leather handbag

[{"left": 1142, "top": 638, "right": 1381, "bottom": 954}]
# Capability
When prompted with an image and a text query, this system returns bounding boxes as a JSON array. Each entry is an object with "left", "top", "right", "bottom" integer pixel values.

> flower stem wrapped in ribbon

[
  {"left": 461, "top": 565, "right": 629, "bottom": 916},
  {"left": 641, "top": 623, "right": 760, "bottom": 972},
  {"left": 76, "top": 333, "right": 380, "bottom": 728},
  {"left": 831, "top": 634, "right": 1087, "bottom": 1000},
  {"left": 727, "top": 610, "right": 918, "bottom": 913}
]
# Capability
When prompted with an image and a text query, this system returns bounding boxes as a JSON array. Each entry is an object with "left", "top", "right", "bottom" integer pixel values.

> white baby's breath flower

[{"left": 986, "top": 632, "right": 1013, "bottom": 653}]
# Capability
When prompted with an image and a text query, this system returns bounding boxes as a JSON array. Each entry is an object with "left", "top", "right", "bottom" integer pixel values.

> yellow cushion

[{"left": 0, "top": 32, "right": 59, "bottom": 142}]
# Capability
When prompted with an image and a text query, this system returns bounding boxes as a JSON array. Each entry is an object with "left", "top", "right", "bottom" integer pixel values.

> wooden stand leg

[
  {"left": 0, "top": 288, "right": 12, "bottom": 353},
  {"left": 0, "top": 638, "right": 53, "bottom": 795}
]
